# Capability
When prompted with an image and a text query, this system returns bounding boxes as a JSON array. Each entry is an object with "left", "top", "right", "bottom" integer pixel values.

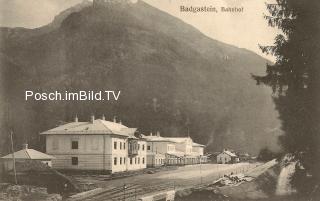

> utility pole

[
  {"left": 200, "top": 157, "right": 202, "bottom": 185},
  {"left": 10, "top": 131, "right": 17, "bottom": 185}
]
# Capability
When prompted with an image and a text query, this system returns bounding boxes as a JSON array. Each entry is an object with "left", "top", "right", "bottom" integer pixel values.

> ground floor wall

[
  {"left": 51, "top": 154, "right": 147, "bottom": 173},
  {"left": 146, "top": 154, "right": 208, "bottom": 166},
  {"left": 184, "top": 156, "right": 207, "bottom": 165},
  {"left": 1, "top": 159, "right": 52, "bottom": 172},
  {"left": 217, "top": 154, "right": 239, "bottom": 164},
  {"left": 146, "top": 154, "right": 165, "bottom": 167},
  {"left": 126, "top": 155, "right": 147, "bottom": 172},
  {"left": 51, "top": 154, "right": 112, "bottom": 171}
]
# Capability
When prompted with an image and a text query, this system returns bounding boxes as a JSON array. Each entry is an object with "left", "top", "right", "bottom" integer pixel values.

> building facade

[
  {"left": 217, "top": 150, "right": 239, "bottom": 164},
  {"left": 0, "top": 144, "right": 54, "bottom": 172},
  {"left": 144, "top": 134, "right": 179, "bottom": 167},
  {"left": 144, "top": 133, "right": 207, "bottom": 167},
  {"left": 40, "top": 115, "right": 146, "bottom": 173}
]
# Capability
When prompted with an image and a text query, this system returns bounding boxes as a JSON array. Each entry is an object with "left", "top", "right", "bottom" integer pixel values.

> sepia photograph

[{"left": 0, "top": 0, "right": 319, "bottom": 200}]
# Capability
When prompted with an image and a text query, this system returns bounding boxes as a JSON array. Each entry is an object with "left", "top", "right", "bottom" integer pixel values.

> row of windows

[
  {"left": 56, "top": 140, "right": 147, "bottom": 151},
  {"left": 113, "top": 157, "right": 145, "bottom": 165},
  {"left": 70, "top": 156, "right": 146, "bottom": 166},
  {"left": 156, "top": 158, "right": 165, "bottom": 164},
  {"left": 114, "top": 141, "right": 145, "bottom": 151},
  {"left": 113, "top": 141, "right": 126, "bottom": 150}
]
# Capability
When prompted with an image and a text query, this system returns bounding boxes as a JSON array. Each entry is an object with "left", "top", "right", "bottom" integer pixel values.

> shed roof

[{"left": 1, "top": 149, "right": 55, "bottom": 160}]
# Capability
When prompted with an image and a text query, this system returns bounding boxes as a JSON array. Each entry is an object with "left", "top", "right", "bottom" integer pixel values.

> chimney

[
  {"left": 102, "top": 114, "right": 105, "bottom": 121},
  {"left": 74, "top": 115, "right": 78, "bottom": 122},
  {"left": 22, "top": 143, "right": 28, "bottom": 150},
  {"left": 156, "top": 131, "right": 160, "bottom": 137},
  {"left": 90, "top": 114, "right": 95, "bottom": 123},
  {"left": 113, "top": 116, "right": 117, "bottom": 123},
  {"left": 150, "top": 132, "right": 153, "bottom": 136},
  {"left": 119, "top": 120, "right": 122, "bottom": 125}
]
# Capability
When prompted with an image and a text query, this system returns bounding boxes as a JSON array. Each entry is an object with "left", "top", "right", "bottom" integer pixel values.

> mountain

[{"left": 0, "top": 0, "right": 281, "bottom": 155}]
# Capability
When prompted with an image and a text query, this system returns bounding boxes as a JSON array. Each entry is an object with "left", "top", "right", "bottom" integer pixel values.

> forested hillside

[{"left": 0, "top": 0, "right": 281, "bottom": 155}]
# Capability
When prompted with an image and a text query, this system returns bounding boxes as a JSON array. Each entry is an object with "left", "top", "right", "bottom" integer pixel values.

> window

[
  {"left": 142, "top": 144, "right": 145, "bottom": 151},
  {"left": 135, "top": 157, "right": 137, "bottom": 164},
  {"left": 114, "top": 157, "right": 117, "bottom": 165},
  {"left": 138, "top": 157, "right": 140, "bottom": 164},
  {"left": 71, "top": 141, "right": 78, "bottom": 149},
  {"left": 114, "top": 141, "right": 117, "bottom": 149},
  {"left": 120, "top": 157, "right": 122, "bottom": 165},
  {"left": 147, "top": 146, "right": 151, "bottom": 151},
  {"left": 71, "top": 157, "right": 78, "bottom": 165},
  {"left": 130, "top": 158, "right": 132, "bottom": 164},
  {"left": 138, "top": 144, "right": 140, "bottom": 150},
  {"left": 142, "top": 157, "right": 145, "bottom": 164},
  {"left": 120, "top": 142, "right": 122, "bottom": 150},
  {"left": 124, "top": 142, "right": 126, "bottom": 150}
]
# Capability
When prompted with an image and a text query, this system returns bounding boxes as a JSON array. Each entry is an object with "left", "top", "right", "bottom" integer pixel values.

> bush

[{"left": 257, "top": 147, "right": 277, "bottom": 162}]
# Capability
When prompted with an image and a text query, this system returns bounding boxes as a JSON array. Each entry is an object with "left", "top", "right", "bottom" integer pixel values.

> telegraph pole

[
  {"left": 10, "top": 131, "right": 17, "bottom": 184},
  {"left": 200, "top": 157, "right": 202, "bottom": 185}
]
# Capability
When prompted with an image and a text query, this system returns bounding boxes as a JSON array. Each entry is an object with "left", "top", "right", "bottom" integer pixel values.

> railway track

[
  {"left": 71, "top": 182, "right": 175, "bottom": 201},
  {"left": 69, "top": 163, "right": 257, "bottom": 201}
]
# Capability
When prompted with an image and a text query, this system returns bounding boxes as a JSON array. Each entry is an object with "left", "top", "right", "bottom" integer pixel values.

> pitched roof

[
  {"left": 192, "top": 142, "right": 205, "bottom": 147},
  {"left": 143, "top": 135, "right": 174, "bottom": 142},
  {"left": 220, "top": 151, "right": 237, "bottom": 157},
  {"left": 144, "top": 136, "right": 204, "bottom": 147},
  {"left": 165, "top": 137, "right": 191, "bottom": 143},
  {"left": 40, "top": 119, "right": 136, "bottom": 137},
  {"left": 1, "top": 149, "right": 55, "bottom": 160}
]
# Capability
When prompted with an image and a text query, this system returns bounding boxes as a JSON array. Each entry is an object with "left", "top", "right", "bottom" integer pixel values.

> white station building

[{"left": 40, "top": 115, "right": 147, "bottom": 173}]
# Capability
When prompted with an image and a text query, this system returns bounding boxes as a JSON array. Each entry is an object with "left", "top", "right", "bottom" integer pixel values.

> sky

[{"left": 0, "top": 0, "right": 279, "bottom": 60}]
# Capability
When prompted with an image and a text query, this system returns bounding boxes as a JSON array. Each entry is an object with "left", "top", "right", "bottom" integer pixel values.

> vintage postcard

[{"left": 0, "top": 0, "right": 319, "bottom": 200}]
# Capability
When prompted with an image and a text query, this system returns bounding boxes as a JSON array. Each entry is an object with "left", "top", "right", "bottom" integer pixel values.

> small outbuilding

[
  {"left": 0, "top": 144, "right": 55, "bottom": 172},
  {"left": 217, "top": 150, "right": 239, "bottom": 164}
]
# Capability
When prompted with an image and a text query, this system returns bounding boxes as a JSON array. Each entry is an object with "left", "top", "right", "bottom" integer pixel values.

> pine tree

[{"left": 253, "top": 0, "right": 320, "bottom": 196}]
